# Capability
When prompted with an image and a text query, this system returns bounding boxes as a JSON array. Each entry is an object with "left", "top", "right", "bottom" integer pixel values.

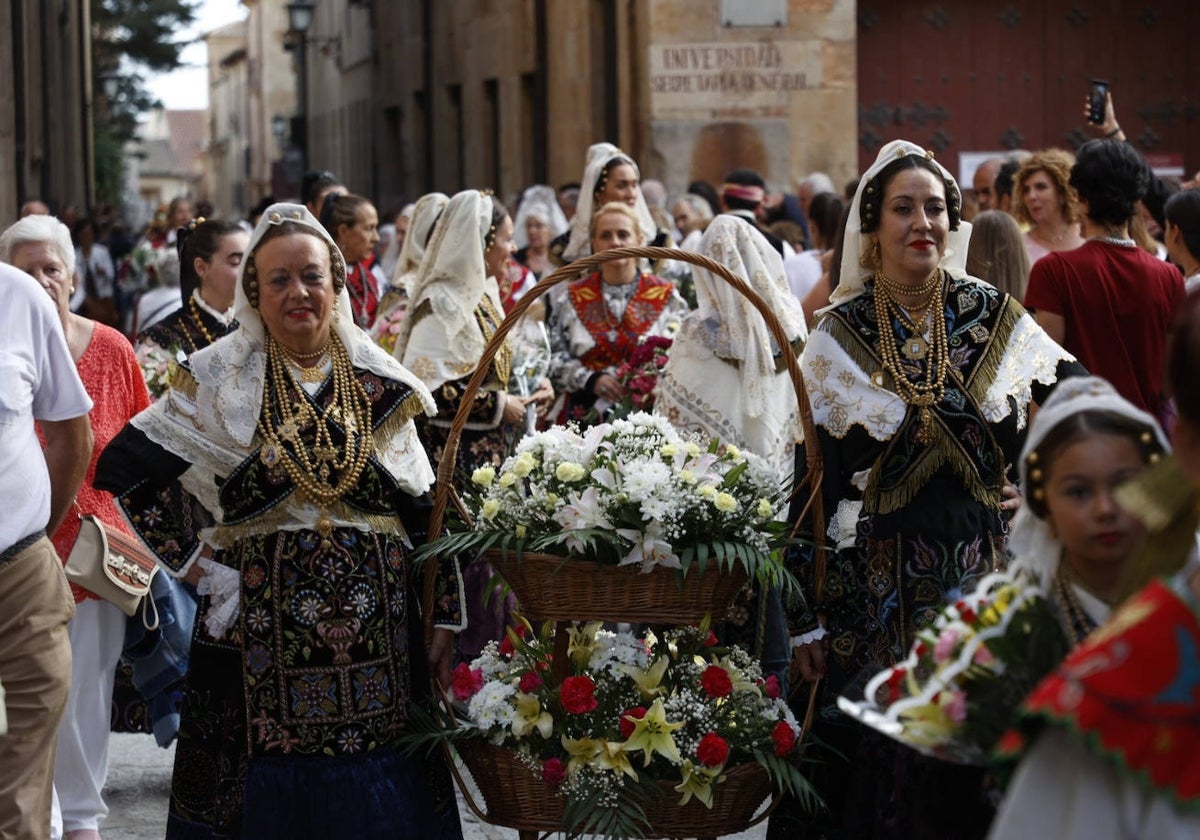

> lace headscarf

[
  {"left": 656, "top": 218, "right": 807, "bottom": 474},
  {"left": 396, "top": 190, "right": 506, "bottom": 391},
  {"left": 390, "top": 192, "right": 449, "bottom": 289},
  {"left": 1007, "top": 376, "right": 1170, "bottom": 586},
  {"left": 135, "top": 202, "right": 436, "bottom": 495},
  {"left": 513, "top": 184, "right": 570, "bottom": 250},
  {"left": 563, "top": 142, "right": 658, "bottom": 262},
  {"left": 824, "top": 139, "right": 972, "bottom": 314}
]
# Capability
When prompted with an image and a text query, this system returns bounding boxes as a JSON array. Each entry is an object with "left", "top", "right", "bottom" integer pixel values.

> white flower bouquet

[{"left": 424, "top": 413, "right": 791, "bottom": 591}]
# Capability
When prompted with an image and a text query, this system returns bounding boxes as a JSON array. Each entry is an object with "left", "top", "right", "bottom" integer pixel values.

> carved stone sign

[{"left": 648, "top": 40, "right": 821, "bottom": 118}]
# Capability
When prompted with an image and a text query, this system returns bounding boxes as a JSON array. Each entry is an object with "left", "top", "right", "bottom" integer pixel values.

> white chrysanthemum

[{"left": 467, "top": 681, "right": 518, "bottom": 731}]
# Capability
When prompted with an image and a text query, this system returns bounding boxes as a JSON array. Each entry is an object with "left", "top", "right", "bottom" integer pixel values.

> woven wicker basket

[
  {"left": 420, "top": 244, "right": 828, "bottom": 839},
  {"left": 485, "top": 548, "right": 748, "bottom": 624},
  {"left": 453, "top": 738, "right": 776, "bottom": 839},
  {"left": 423, "top": 244, "right": 826, "bottom": 630}
]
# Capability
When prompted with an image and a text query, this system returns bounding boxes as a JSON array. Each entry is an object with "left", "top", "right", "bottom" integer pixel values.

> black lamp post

[{"left": 286, "top": 1, "right": 315, "bottom": 172}]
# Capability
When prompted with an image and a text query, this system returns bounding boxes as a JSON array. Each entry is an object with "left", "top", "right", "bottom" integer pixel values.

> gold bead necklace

[
  {"left": 258, "top": 333, "right": 374, "bottom": 547},
  {"left": 872, "top": 269, "right": 950, "bottom": 444},
  {"left": 187, "top": 296, "right": 216, "bottom": 351}
]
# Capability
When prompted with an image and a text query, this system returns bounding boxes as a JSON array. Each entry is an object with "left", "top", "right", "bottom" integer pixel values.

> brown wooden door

[{"left": 856, "top": 0, "right": 1200, "bottom": 179}]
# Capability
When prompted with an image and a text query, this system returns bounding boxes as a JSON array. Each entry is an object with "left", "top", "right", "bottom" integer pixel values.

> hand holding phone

[{"left": 1088, "top": 80, "right": 1109, "bottom": 125}]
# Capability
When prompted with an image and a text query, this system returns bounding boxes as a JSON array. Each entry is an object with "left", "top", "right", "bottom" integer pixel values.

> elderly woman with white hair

[{"left": 0, "top": 215, "right": 151, "bottom": 840}]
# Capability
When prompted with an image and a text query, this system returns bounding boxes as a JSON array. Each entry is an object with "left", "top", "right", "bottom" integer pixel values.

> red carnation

[
  {"left": 619, "top": 706, "right": 647, "bottom": 739},
  {"left": 763, "top": 674, "right": 781, "bottom": 700},
  {"left": 518, "top": 670, "right": 544, "bottom": 694},
  {"left": 451, "top": 662, "right": 484, "bottom": 700},
  {"left": 700, "top": 665, "right": 734, "bottom": 698},
  {"left": 498, "top": 624, "right": 528, "bottom": 658},
  {"left": 541, "top": 757, "right": 567, "bottom": 787},
  {"left": 559, "top": 676, "right": 598, "bottom": 714},
  {"left": 702, "top": 629, "right": 719, "bottom": 647},
  {"left": 771, "top": 721, "right": 797, "bottom": 757},
  {"left": 696, "top": 732, "right": 730, "bottom": 767}
]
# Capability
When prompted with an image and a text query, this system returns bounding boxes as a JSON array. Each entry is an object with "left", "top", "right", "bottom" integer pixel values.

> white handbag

[{"left": 65, "top": 514, "right": 160, "bottom": 627}]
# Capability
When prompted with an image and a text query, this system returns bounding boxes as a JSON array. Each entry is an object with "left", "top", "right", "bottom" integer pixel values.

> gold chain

[
  {"left": 257, "top": 333, "right": 374, "bottom": 545},
  {"left": 872, "top": 269, "right": 950, "bottom": 444}
]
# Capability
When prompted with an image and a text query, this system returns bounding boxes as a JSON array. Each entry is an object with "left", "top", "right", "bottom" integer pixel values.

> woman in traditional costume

[
  {"left": 372, "top": 192, "right": 450, "bottom": 354},
  {"left": 136, "top": 219, "right": 247, "bottom": 399},
  {"left": 321, "top": 192, "right": 386, "bottom": 329},
  {"left": 95, "top": 204, "right": 465, "bottom": 839},
  {"left": 779, "top": 139, "right": 1083, "bottom": 838},
  {"left": 548, "top": 202, "right": 689, "bottom": 425},
  {"left": 395, "top": 190, "right": 552, "bottom": 661},
  {"left": 989, "top": 292, "right": 1200, "bottom": 840},
  {"left": 655, "top": 214, "right": 806, "bottom": 676}
]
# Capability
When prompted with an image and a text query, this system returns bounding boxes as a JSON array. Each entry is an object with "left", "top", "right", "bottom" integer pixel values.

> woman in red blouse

[{"left": 0, "top": 215, "right": 151, "bottom": 840}]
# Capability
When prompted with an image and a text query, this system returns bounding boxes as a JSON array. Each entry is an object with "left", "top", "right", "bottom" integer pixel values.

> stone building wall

[{"left": 643, "top": 0, "right": 857, "bottom": 197}]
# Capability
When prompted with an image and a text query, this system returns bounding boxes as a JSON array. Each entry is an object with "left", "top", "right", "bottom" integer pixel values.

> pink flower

[
  {"left": 933, "top": 628, "right": 960, "bottom": 663},
  {"left": 942, "top": 690, "right": 967, "bottom": 723},
  {"left": 973, "top": 645, "right": 996, "bottom": 667},
  {"left": 763, "top": 674, "right": 782, "bottom": 700}
]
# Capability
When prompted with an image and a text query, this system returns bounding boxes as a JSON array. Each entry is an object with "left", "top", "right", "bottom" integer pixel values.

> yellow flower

[
  {"left": 661, "top": 443, "right": 679, "bottom": 457},
  {"left": 619, "top": 655, "right": 669, "bottom": 699},
  {"left": 515, "top": 523, "right": 527, "bottom": 539},
  {"left": 724, "top": 443, "right": 742, "bottom": 460},
  {"left": 470, "top": 466, "right": 495, "bottom": 487},
  {"left": 679, "top": 469, "right": 697, "bottom": 485},
  {"left": 561, "top": 736, "right": 605, "bottom": 774},
  {"left": 623, "top": 698, "right": 684, "bottom": 766},
  {"left": 481, "top": 499, "right": 501, "bottom": 520},
  {"left": 512, "top": 452, "right": 537, "bottom": 478},
  {"left": 542, "top": 492, "right": 559, "bottom": 511},
  {"left": 499, "top": 472, "right": 517, "bottom": 488},
  {"left": 756, "top": 498, "right": 773, "bottom": 518},
  {"left": 685, "top": 442, "right": 702, "bottom": 456},
  {"left": 697, "top": 485, "right": 718, "bottom": 501},
  {"left": 595, "top": 740, "right": 639, "bottom": 781},
  {"left": 511, "top": 692, "right": 554, "bottom": 739},
  {"left": 567, "top": 622, "right": 605, "bottom": 669},
  {"left": 555, "top": 461, "right": 587, "bottom": 482},
  {"left": 713, "top": 492, "right": 738, "bottom": 513},
  {"left": 674, "top": 759, "right": 720, "bottom": 807}
]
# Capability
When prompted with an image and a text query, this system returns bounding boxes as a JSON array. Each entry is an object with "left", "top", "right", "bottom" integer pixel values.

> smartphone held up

[{"left": 1088, "top": 79, "right": 1109, "bottom": 125}]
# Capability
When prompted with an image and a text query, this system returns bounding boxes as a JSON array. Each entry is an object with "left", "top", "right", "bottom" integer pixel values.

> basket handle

[{"left": 421, "top": 245, "right": 826, "bottom": 644}]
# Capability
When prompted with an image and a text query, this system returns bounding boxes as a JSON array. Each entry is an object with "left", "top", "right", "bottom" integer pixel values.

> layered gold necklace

[
  {"left": 187, "top": 296, "right": 216, "bottom": 351},
  {"left": 872, "top": 269, "right": 950, "bottom": 445},
  {"left": 258, "top": 333, "right": 374, "bottom": 547}
]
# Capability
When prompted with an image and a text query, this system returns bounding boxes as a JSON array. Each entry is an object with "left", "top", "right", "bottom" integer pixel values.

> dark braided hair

[
  {"left": 859, "top": 154, "right": 962, "bottom": 234},
  {"left": 485, "top": 195, "right": 508, "bottom": 250},
  {"left": 593, "top": 155, "right": 635, "bottom": 199}
]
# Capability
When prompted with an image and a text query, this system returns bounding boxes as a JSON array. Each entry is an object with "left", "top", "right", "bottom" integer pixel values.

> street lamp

[
  {"left": 285, "top": 1, "right": 315, "bottom": 174},
  {"left": 286, "top": 1, "right": 315, "bottom": 35}
]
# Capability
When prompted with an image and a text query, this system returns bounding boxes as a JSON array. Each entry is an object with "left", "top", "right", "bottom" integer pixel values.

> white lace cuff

[
  {"left": 196, "top": 557, "right": 241, "bottom": 639},
  {"left": 792, "top": 624, "right": 827, "bottom": 647}
]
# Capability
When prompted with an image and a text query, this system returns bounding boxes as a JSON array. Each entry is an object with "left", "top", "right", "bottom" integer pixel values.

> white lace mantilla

[
  {"left": 980, "top": 312, "right": 1075, "bottom": 431},
  {"left": 801, "top": 328, "right": 906, "bottom": 441}
]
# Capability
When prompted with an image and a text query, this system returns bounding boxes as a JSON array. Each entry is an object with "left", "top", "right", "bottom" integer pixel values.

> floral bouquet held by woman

[{"left": 837, "top": 377, "right": 1171, "bottom": 766}]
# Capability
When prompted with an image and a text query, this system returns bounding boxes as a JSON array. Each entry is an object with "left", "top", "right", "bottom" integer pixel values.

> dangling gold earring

[{"left": 860, "top": 237, "right": 881, "bottom": 270}]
